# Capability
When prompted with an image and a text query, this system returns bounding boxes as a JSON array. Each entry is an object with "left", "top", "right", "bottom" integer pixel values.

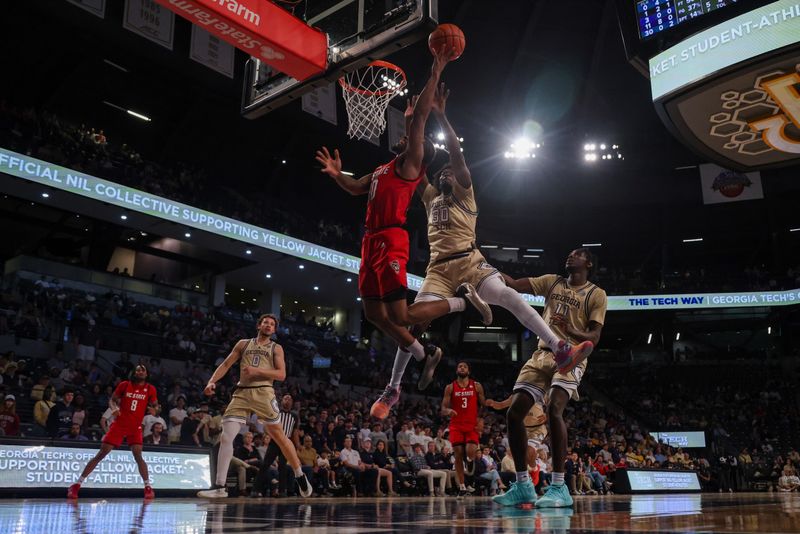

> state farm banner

[
  {"left": 124, "top": 0, "right": 175, "bottom": 50},
  {"left": 699, "top": 163, "right": 764, "bottom": 204},
  {"left": 190, "top": 24, "right": 235, "bottom": 78},
  {"left": 66, "top": 0, "right": 106, "bottom": 18},
  {"left": 302, "top": 84, "right": 337, "bottom": 126},
  {"left": 153, "top": 0, "right": 327, "bottom": 81}
]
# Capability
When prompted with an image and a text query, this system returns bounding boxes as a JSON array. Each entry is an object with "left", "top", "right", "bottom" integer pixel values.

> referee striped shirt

[{"left": 279, "top": 410, "right": 298, "bottom": 437}]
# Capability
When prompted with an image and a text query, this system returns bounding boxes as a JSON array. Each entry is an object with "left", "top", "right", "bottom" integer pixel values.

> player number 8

[{"left": 130, "top": 400, "right": 138, "bottom": 411}]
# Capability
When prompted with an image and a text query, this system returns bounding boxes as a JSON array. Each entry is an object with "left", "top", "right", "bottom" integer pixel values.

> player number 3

[{"left": 461, "top": 397, "right": 468, "bottom": 409}]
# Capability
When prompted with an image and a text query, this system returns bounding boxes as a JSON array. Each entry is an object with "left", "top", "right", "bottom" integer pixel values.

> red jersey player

[
  {"left": 67, "top": 364, "right": 158, "bottom": 499},
  {"left": 316, "top": 47, "right": 491, "bottom": 420},
  {"left": 441, "top": 361, "right": 486, "bottom": 497}
]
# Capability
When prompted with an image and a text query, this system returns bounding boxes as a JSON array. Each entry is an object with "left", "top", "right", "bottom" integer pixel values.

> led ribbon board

[
  {"left": 649, "top": 0, "right": 800, "bottom": 100},
  {"left": 2, "top": 147, "right": 799, "bottom": 310}
]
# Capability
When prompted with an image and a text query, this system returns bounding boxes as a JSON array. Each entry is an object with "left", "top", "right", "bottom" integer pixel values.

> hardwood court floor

[{"left": 0, "top": 492, "right": 797, "bottom": 533}]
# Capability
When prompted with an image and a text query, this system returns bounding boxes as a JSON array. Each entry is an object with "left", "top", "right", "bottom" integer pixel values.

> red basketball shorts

[
  {"left": 449, "top": 425, "right": 479, "bottom": 446},
  {"left": 102, "top": 421, "right": 143, "bottom": 447},
  {"left": 359, "top": 227, "right": 409, "bottom": 301}
]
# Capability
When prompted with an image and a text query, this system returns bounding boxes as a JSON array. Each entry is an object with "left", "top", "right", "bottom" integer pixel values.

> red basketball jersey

[
  {"left": 450, "top": 379, "right": 478, "bottom": 429},
  {"left": 364, "top": 158, "right": 425, "bottom": 230},
  {"left": 113, "top": 381, "right": 157, "bottom": 426}
]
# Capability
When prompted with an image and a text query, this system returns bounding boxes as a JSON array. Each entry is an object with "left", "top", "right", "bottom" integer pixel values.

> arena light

[
  {"left": 265, "top": 274, "right": 272, "bottom": 279},
  {"left": 502, "top": 247, "right": 519, "bottom": 251},
  {"left": 682, "top": 237, "right": 703, "bottom": 243},
  {"left": 523, "top": 254, "right": 540, "bottom": 258},
  {"left": 126, "top": 109, "right": 151, "bottom": 122},
  {"left": 298, "top": 264, "right": 305, "bottom": 270},
  {"left": 281, "top": 160, "right": 287, "bottom": 164},
  {"left": 768, "top": 326, "right": 772, "bottom": 334},
  {"left": 647, "top": 333, "right": 653, "bottom": 344},
  {"left": 582, "top": 243, "right": 602, "bottom": 247},
  {"left": 480, "top": 245, "right": 498, "bottom": 249},
  {"left": 356, "top": 297, "right": 362, "bottom": 302},
  {"left": 346, "top": 277, "right": 352, "bottom": 282},
  {"left": 437, "top": 132, "right": 445, "bottom": 141},
  {"left": 527, "top": 248, "right": 544, "bottom": 252},
  {"left": 675, "top": 332, "right": 681, "bottom": 341},
  {"left": 120, "top": 214, "right": 128, "bottom": 220},
  {"left": 41, "top": 192, "right": 49, "bottom": 198},
  {"left": 506, "top": 137, "right": 539, "bottom": 159},
  {"left": 184, "top": 232, "right": 191, "bottom": 238},
  {"left": 245, "top": 249, "right": 252, "bottom": 255},
  {"left": 313, "top": 286, "right": 319, "bottom": 291},
  {"left": 791, "top": 227, "right": 800, "bottom": 232},
  {"left": 341, "top": 171, "right": 354, "bottom": 176}
]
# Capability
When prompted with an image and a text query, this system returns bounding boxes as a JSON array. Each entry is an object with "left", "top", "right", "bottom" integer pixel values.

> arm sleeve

[
  {"left": 589, "top": 289, "right": 608, "bottom": 325},
  {"left": 527, "top": 274, "right": 558, "bottom": 297}
]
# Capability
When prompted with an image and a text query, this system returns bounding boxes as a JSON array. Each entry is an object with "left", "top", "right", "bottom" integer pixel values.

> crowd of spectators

[{"left": 1, "top": 269, "right": 799, "bottom": 497}]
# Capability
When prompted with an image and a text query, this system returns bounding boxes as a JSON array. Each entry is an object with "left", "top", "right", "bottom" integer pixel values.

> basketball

[{"left": 428, "top": 23, "right": 465, "bottom": 60}]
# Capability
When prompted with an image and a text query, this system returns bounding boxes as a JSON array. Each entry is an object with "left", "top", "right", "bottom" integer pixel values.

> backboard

[{"left": 241, "top": 0, "right": 438, "bottom": 119}]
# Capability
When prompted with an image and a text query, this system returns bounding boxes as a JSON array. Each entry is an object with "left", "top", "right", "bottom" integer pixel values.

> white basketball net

[{"left": 340, "top": 62, "right": 408, "bottom": 140}]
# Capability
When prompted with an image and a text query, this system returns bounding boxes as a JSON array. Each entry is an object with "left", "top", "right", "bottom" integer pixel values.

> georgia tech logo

[
  {"left": 750, "top": 72, "right": 800, "bottom": 154},
  {"left": 712, "top": 170, "right": 752, "bottom": 198}
]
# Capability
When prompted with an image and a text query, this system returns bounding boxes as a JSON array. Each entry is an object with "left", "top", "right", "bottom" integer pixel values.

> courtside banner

[
  {"left": 153, "top": 0, "right": 327, "bottom": 81},
  {"left": 1, "top": 147, "right": 799, "bottom": 311},
  {"left": 0, "top": 442, "right": 210, "bottom": 490}
]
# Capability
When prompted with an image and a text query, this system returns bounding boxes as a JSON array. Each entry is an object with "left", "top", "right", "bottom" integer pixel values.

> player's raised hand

[
  {"left": 431, "top": 82, "right": 449, "bottom": 116},
  {"left": 203, "top": 382, "right": 216, "bottom": 397},
  {"left": 404, "top": 95, "right": 419, "bottom": 119},
  {"left": 431, "top": 45, "right": 454, "bottom": 74},
  {"left": 315, "top": 146, "right": 342, "bottom": 178}
]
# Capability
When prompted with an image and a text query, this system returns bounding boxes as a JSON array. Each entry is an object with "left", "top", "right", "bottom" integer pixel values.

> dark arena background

[{"left": 1, "top": 0, "right": 800, "bottom": 532}]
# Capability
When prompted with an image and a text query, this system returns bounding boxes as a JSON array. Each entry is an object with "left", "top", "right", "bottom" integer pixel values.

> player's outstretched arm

[
  {"left": 204, "top": 339, "right": 246, "bottom": 395},
  {"left": 501, "top": 272, "right": 533, "bottom": 294},
  {"left": 240, "top": 344, "right": 287, "bottom": 382},
  {"left": 475, "top": 382, "right": 487, "bottom": 407},
  {"left": 440, "top": 383, "right": 457, "bottom": 417},
  {"left": 431, "top": 83, "right": 470, "bottom": 188},
  {"left": 556, "top": 320, "right": 604, "bottom": 347},
  {"left": 315, "top": 146, "right": 371, "bottom": 195},
  {"left": 485, "top": 395, "right": 511, "bottom": 410},
  {"left": 398, "top": 47, "right": 452, "bottom": 179}
]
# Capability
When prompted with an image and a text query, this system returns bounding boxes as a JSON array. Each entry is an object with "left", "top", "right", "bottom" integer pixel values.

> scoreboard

[{"left": 637, "top": 0, "right": 740, "bottom": 39}]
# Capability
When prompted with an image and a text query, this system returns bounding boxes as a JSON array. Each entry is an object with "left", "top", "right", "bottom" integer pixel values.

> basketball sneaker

[
  {"left": 456, "top": 283, "right": 492, "bottom": 325},
  {"left": 370, "top": 385, "right": 400, "bottom": 420},
  {"left": 553, "top": 340, "right": 594, "bottom": 374},
  {"left": 67, "top": 483, "right": 81, "bottom": 499},
  {"left": 535, "top": 483, "right": 573, "bottom": 508},
  {"left": 197, "top": 485, "right": 228, "bottom": 499},
  {"left": 417, "top": 345, "right": 443, "bottom": 390},
  {"left": 144, "top": 485, "right": 155, "bottom": 500},
  {"left": 296, "top": 474, "right": 313, "bottom": 498},
  {"left": 492, "top": 480, "right": 536, "bottom": 507}
]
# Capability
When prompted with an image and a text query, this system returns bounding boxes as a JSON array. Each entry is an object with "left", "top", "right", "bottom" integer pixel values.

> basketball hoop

[{"left": 339, "top": 60, "right": 408, "bottom": 140}]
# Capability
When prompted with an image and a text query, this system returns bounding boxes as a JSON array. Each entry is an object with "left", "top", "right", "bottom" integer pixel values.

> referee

[{"left": 255, "top": 394, "right": 300, "bottom": 496}]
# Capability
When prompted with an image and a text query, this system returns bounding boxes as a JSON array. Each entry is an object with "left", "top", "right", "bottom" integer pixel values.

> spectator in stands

[
  {"left": 477, "top": 446, "right": 507, "bottom": 496},
  {"left": 433, "top": 427, "right": 451, "bottom": 453},
  {"left": 369, "top": 423, "right": 388, "bottom": 449},
  {"left": 425, "top": 441, "right": 455, "bottom": 493},
  {"left": 143, "top": 422, "right": 167, "bottom": 445},
  {"left": 61, "top": 422, "right": 88, "bottom": 441},
  {"left": 777, "top": 466, "right": 800, "bottom": 492},
  {"left": 33, "top": 386, "right": 56, "bottom": 436},
  {"left": 235, "top": 431, "right": 262, "bottom": 493},
  {"left": 296, "top": 435, "right": 322, "bottom": 493},
  {"left": 114, "top": 352, "right": 134, "bottom": 379},
  {"left": 168, "top": 395, "right": 187, "bottom": 443},
  {"left": 71, "top": 392, "right": 89, "bottom": 432},
  {"left": 0, "top": 395, "right": 20, "bottom": 436},
  {"left": 373, "top": 439, "right": 398, "bottom": 496},
  {"left": 47, "top": 388, "right": 74, "bottom": 438},
  {"left": 340, "top": 436, "right": 364, "bottom": 497},
  {"left": 29, "top": 374, "right": 50, "bottom": 401},
  {"left": 396, "top": 423, "right": 413, "bottom": 457},
  {"left": 142, "top": 404, "right": 167, "bottom": 438},
  {"left": 75, "top": 320, "right": 100, "bottom": 362},
  {"left": 179, "top": 407, "right": 203, "bottom": 446},
  {"left": 409, "top": 443, "right": 447, "bottom": 497}
]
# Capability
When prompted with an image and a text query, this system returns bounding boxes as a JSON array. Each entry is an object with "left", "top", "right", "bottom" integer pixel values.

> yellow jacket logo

[{"left": 750, "top": 72, "right": 800, "bottom": 154}]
